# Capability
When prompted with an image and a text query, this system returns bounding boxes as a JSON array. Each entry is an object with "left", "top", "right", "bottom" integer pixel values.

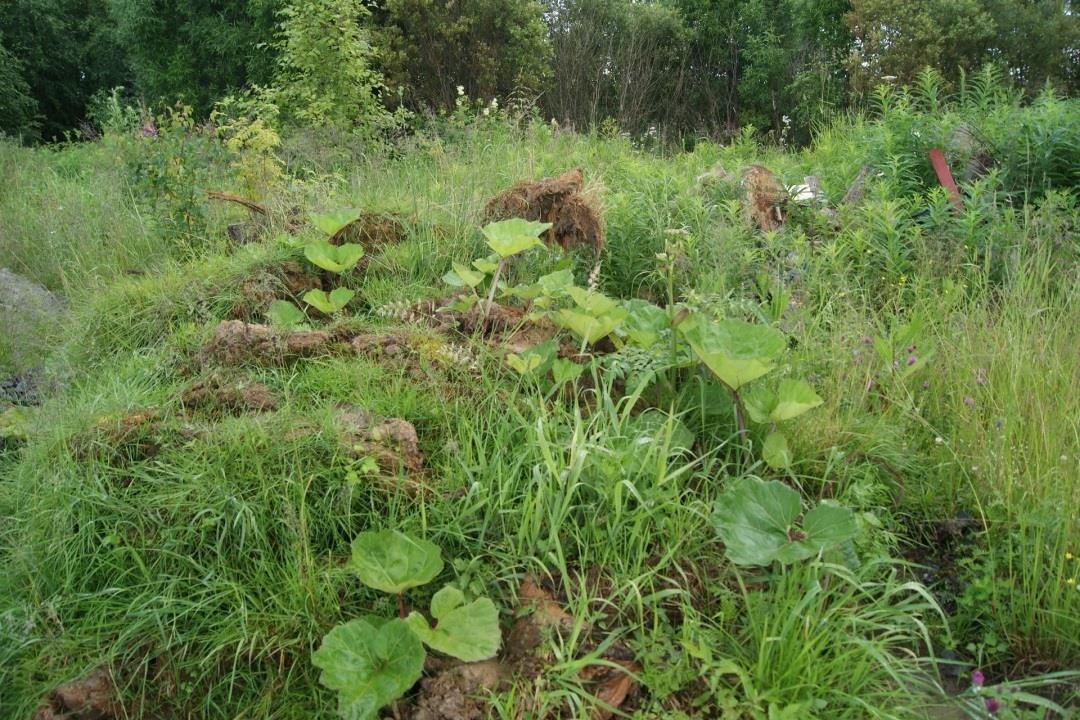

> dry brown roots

[{"left": 484, "top": 168, "right": 604, "bottom": 255}]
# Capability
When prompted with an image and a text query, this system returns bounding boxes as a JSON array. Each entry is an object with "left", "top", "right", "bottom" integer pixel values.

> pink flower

[
  {"left": 971, "top": 670, "right": 985, "bottom": 687},
  {"left": 985, "top": 697, "right": 999, "bottom": 713},
  {"left": 963, "top": 396, "right": 976, "bottom": 408},
  {"left": 907, "top": 354, "right": 918, "bottom": 366}
]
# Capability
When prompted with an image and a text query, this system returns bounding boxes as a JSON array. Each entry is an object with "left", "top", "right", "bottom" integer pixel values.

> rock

[{"left": 0, "top": 268, "right": 62, "bottom": 373}]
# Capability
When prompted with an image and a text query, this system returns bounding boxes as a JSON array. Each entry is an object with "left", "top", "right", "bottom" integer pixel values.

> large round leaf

[
  {"left": 311, "top": 208, "right": 363, "bottom": 237},
  {"left": 305, "top": 240, "right": 365, "bottom": 273},
  {"left": 770, "top": 379, "right": 823, "bottom": 421},
  {"left": 312, "top": 617, "right": 425, "bottom": 720},
  {"left": 481, "top": 218, "right": 550, "bottom": 258},
  {"left": 678, "top": 315, "right": 786, "bottom": 390},
  {"left": 350, "top": 530, "right": 444, "bottom": 594},
  {"left": 405, "top": 585, "right": 501, "bottom": 662}
]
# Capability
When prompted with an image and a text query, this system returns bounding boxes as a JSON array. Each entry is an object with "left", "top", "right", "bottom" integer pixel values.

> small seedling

[
  {"left": 305, "top": 240, "right": 365, "bottom": 273},
  {"left": 303, "top": 287, "right": 355, "bottom": 315}
]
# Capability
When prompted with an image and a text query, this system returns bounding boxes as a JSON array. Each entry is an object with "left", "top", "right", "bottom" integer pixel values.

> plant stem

[
  {"left": 397, "top": 592, "right": 406, "bottom": 619},
  {"left": 483, "top": 257, "right": 506, "bottom": 319},
  {"left": 730, "top": 385, "right": 748, "bottom": 466}
]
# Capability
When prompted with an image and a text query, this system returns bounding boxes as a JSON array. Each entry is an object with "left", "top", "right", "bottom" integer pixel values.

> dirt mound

[
  {"left": 485, "top": 169, "right": 604, "bottom": 254},
  {"left": 231, "top": 262, "right": 323, "bottom": 320},
  {"left": 331, "top": 212, "right": 408, "bottom": 248},
  {"left": 199, "top": 321, "right": 331, "bottom": 366},
  {"left": 180, "top": 374, "right": 277, "bottom": 415},
  {"left": 32, "top": 666, "right": 120, "bottom": 720},
  {"left": 740, "top": 165, "right": 787, "bottom": 230},
  {"left": 409, "top": 659, "right": 510, "bottom": 720},
  {"left": 335, "top": 406, "right": 428, "bottom": 494}
]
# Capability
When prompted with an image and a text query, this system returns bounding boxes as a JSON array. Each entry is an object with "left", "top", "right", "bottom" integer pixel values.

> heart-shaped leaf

[
  {"left": 482, "top": 218, "right": 551, "bottom": 258},
  {"left": 405, "top": 586, "right": 501, "bottom": 662},
  {"left": 678, "top": 315, "right": 786, "bottom": 390},
  {"left": 312, "top": 617, "right": 425, "bottom": 720},
  {"left": 553, "top": 308, "right": 627, "bottom": 345},
  {"left": 266, "top": 300, "right": 307, "bottom": 328},
  {"left": 566, "top": 286, "right": 620, "bottom": 316},
  {"left": 620, "top": 299, "right": 669, "bottom": 347},
  {"left": 472, "top": 256, "right": 500, "bottom": 274},
  {"left": 712, "top": 477, "right": 857, "bottom": 566},
  {"left": 452, "top": 262, "right": 486, "bottom": 289},
  {"left": 771, "top": 379, "right": 823, "bottom": 421},
  {"left": 350, "top": 530, "right": 443, "bottom": 594},
  {"left": 741, "top": 384, "right": 777, "bottom": 424},
  {"left": 311, "top": 208, "right": 363, "bottom": 237},
  {"left": 551, "top": 358, "right": 585, "bottom": 385},
  {"left": 761, "top": 431, "right": 792, "bottom": 469},
  {"left": 507, "top": 353, "right": 543, "bottom": 375},
  {"left": 303, "top": 287, "right": 355, "bottom": 314},
  {"left": 305, "top": 240, "right": 366, "bottom": 273}
]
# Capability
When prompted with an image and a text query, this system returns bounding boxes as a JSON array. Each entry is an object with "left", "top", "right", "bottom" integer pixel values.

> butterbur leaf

[
  {"left": 303, "top": 287, "right": 355, "bottom": 314},
  {"left": 453, "top": 262, "right": 486, "bottom": 289},
  {"left": 507, "top": 353, "right": 542, "bottom": 375},
  {"left": 266, "top": 300, "right": 307, "bottom": 328},
  {"left": 312, "top": 617, "right": 425, "bottom": 720},
  {"left": 566, "top": 286, "right": 620, "bottom": 316},
  {"left": 554, "top": 308, "right": 626, "bottom": 344},
  {"left": 741, "top": 384, "right": 777, "bottom": 424},
  {"left": 761, "top": 431, "right": 792, "bottom": 469},
  {"left": 482, "top": 218, "right": 550, "bottom": 258},
  {"left": 713, "top": 477, "right": 858, "bottom": 566},
  {"left": 620, "top": 299, "right": 668, "bottom": 347},
  {"left": 537, "top": 268, "right": 574, "bottom": 295},
  {"left": 552, "top": 358, "right": 585, "bottom": 385},
  {"left": 305, "top": 240, "right": 365, "bottom": 273},
  {"left": 350, "top": 530, "right": 443, "bottom": 594},
  {"left": 405, "top": 587, "right": 501, "bottom": 662},
  {"left": 771, "top": 379, "right": 823, "bottom": 421},
  {"left": 678, "top": 315, "right": 785, "bottom": 390},
  {"left": 438, "top": 294, "right": 479, "bottom": 313},
  {"left": 473, "top": 256, "right": 500, "bottom": 274},
  {"left": 310, "top": 208, "right": 363, "bottom": 237}
]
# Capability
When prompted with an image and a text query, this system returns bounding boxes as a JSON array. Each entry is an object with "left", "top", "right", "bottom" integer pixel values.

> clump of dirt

[
  {"left": 199, "top": 320, "right": 331, "bottom": 366},
  {"left": 231, "top": 262, "right": 323, "bottom": 320},
  {"left": 484, "top": 168, "right": 604, "bottom": 255},
  {"left": 180, "top": 373, "right": 277, "bottom": 415},
  {"left": 32, "top": 665, "right": 121, "bottom": 720},
  {"left": 740, "top": 165, "right": 787, "bottom": 230},
  {"left": 335, "top": 406, "right": 428, "bottom": 494},
  {"left": 408, "top": 659, "right": 510, "bottom": 720},
  {"left": 331, "top": 211, "right": 408, "bottom": 249}
]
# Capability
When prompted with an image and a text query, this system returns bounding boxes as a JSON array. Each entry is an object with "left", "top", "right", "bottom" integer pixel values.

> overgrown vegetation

[{"left": 0, "top": 71, "right": 1077, "bottom": 719}]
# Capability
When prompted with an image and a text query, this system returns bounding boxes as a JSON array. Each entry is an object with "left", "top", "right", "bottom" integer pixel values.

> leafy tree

[
  {"left": 268, "top": 0, "right": 397, "bottom": 132},
  {"left": 371, "top": 0, "right": 552, "bottom": 110},
  {"left": 106, "top": 0, "right": 282, "bottom": 114},
  {"left": 0, "top": 37, "right": 39, "bottom": 139}
]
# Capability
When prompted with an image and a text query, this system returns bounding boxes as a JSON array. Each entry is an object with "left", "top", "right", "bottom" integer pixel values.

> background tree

[{"left": 370, "top": 0, "right": 552, "bottom": 110}]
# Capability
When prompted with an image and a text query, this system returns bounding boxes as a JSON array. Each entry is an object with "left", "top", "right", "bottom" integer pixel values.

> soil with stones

[
  {"left": 485, "top": 168, "right": 604, "bottom": 255},
  {"left": 32, "top": 666, "right": 120, "bottom": 720},
  {"left": 180, "top": 373, "right": 277, "bottom": 415},
  {"left": 335, "top": 406, "right": 428, "bottom": 494}
]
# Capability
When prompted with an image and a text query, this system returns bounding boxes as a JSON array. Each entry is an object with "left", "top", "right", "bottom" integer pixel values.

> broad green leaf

[
  {"left": 762, "top": 431, "right": 792, "bottom": 469},
  {"left": 553, "top": 308, "right": 626, "bottom": 344},
  {"left": 266, "top": 300, "right": 307, "bottom": 328},
  {"left": 472, "top": 256, "right": 500, "bottom": 274},
  {"left": 303, "top": 287, "right": 355, "bottom": 314},
  {"left": 350, "top": 530, "right": 443, "bottom": 594},
  {"left": 620, "top": 299, "right": 668, "bottom": 347},
  {"left": 537, "top": 269, "right": 574, "bottom": 295},
  {"left": 438, "top": 294, "right": 479, "bottom": 313},
  {"left": 678, "top": 315, "right": 786, "bottom": 390},
  {"left": 311, "top": 208, "right": 363, "bottom": 237},
  {"left": 771, "top": 379, "right": 823, "bottom": 421},
  {"left": 741, "top": 384, "right": 777, "bottom": 424},
  {"left": 482, "top": 218, "right": 551, "bottom": 258},
  {"left": 551, "top": 358, "right": 585, "bottom": 385},
  {"left": 507, "top": 353, "right": 542, "bottom": 375},
  {"left": 566, "top": 286, "right": 620, "bottom": 316},
  {"left": 305, "top": 241, "right": 366, "bottom": 273},
  {"left": 312, "top": 617, "right": 425, "bottom": 720},
  {"left": 442, "top": 269, "right": 466, "bottom": 287},
  {"left": 405, "top": 590, "right": 500, "bottom": 662},
  {"left": 453, "top": 262, "right": 486, "bottom": 289},
  {"left": 713, "top": 477, "right": 858, "bottom": 566}
]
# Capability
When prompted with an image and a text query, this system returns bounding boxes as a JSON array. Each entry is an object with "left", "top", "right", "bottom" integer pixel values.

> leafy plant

[
  {"left": 311, "top": 209, "right": 364, "bottom": 237},
  {"left": 266, "top": 299, "right": 308, "bottom": 329},
  {"left": 305, "top": 240, "right": 366, "bottom": 274},
  {"left": 303, "top": 287, "right": 355, "bottom": 315},
  {"left": 314, "top": 530, "right": 501, "bottom": 720},
  {"left": 713, "top": 477, "right": 857, "bottom": 566}
]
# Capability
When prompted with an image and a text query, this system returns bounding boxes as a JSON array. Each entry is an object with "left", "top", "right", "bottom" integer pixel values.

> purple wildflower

[
  {"left": 985, "top": 697, "right": 999, "bottom": 713},
  {"left": 975, "top": 368, "right": 988, "bottom": 386},
  {"left": 971, "top": 670, "right": 985, "bottom": 687},
  {"left": 963, "top": 396, "right": 976, "bottom": 408},
  {"left": 907, "top": 354, "right": 918, "bottom": 366}
]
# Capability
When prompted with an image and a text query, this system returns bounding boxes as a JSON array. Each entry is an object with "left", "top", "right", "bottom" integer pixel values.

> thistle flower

[
  {"left": 985, "top": 697, "right": 999, "bottom": 713},
  {"left": 906, "top": 354, "right": 918, "bottom": 366},
  {"left": 971, "top": 670, "right": 985, "bottom": 687},
  {"left": 963, "top": 396, "right": 976, "bottom": 408}
]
